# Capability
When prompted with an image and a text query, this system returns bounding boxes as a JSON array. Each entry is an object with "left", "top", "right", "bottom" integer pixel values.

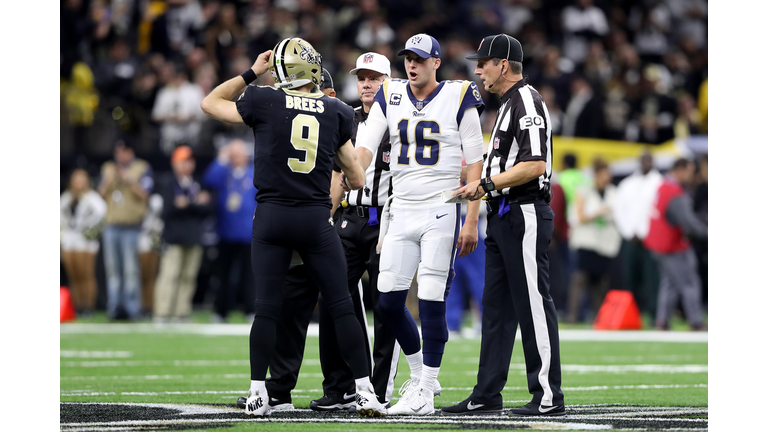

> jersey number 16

[{"left": 397, "top": 119, "right": 440, "bottom": 166}]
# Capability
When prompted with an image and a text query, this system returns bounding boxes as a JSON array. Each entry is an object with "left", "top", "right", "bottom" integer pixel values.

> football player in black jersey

[{"left": 201, "top": 38, "right": 387, "bottom": 418}]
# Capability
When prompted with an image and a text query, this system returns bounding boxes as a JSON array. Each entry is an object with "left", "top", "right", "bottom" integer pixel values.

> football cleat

[
  {"left": 388, "top": 382, "right": 434, "bottom": 416},
  {"left": 244, "top": 390, "right": 272, "bottom": 417},
  {"left": 508, "top": 402, "right": 566, "bottom": 417},
  {"left": 238, "top": 395, "right": 293, "bottom": 411},
  {"left": 310, "top": 393, "right": 356, "bottom": 412},
  {"left": 355, "top": 390, "right": 387, "bottom": 417},
  {"left": 440, "top": 398, "right": 504, "bottom": 416}
]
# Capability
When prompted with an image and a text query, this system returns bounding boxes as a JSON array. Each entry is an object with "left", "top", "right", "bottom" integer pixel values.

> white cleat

[
  {"left": 244, "top": 390, "right": 272, "bottom": 417},
  {"left": 388, "top": 381, "right": 435, "bottom": 416},
  {"left": 356, "top": 390, "right": 387, "bottom": 417},
  {"left": 434, "top": 378, "right": 442, "bottom": 397}
]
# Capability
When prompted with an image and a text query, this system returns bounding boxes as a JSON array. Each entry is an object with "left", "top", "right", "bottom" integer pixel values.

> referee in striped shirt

[{"left": 442, "top": 34, "right": 565, "bottom": 417}]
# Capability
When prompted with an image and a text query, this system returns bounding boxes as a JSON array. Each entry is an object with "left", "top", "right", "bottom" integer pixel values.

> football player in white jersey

[{"left": 353, "top": 34, "right": 486, "bottom": 415}]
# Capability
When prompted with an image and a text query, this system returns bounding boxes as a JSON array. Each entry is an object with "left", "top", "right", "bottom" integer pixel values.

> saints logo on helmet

[{"left": 269, "top": 38, "right": 323, "bottom": 90}]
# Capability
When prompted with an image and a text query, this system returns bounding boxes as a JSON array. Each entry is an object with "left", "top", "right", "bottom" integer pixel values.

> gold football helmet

[{"left": 269, "top": 38, "right": 323, "bottom": 89}]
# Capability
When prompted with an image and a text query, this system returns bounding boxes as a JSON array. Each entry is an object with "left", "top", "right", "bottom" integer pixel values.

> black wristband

[{"left": 240, "top": 69, "right": 257, "bottom": 84}]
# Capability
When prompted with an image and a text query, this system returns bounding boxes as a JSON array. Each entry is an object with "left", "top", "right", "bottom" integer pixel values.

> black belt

[
  {"left": 485, "top": 194, "right": 537, "bottom": 214},
  {"left": 344, "top": 205, "right": 383, "bottom": 218}
]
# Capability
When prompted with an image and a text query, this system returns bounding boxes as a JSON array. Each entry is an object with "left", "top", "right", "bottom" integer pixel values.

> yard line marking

[
  {"left": 60, "top": 383, "right": 707, "bottom": 397},
  {"left": 61, "top": 324, "right": 708, "bottom": 343},
  {"left": 60, "top": 350, "right": 133, "bottom": 358}
]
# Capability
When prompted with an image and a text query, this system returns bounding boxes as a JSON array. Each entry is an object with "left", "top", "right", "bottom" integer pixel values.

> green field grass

[{"left": 60, "top": 313, "right": 707, "bottom": 431}]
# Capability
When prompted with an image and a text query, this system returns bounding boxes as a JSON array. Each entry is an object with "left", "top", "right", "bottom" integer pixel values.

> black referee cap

[
  {"left": 465, "top": 34, "right": 523, "bottom": 62},
  {"left": 320, "top": 68, "right": 334, "bottom": 90}
]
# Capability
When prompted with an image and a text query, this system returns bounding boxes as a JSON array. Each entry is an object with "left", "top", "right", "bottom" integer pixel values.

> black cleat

[
  {"left": 310, "top": 393, "right": 356, "bottom": 412},
  {"left": 440, "top": 398, "right": 504, "bottom": 416},
  {"left": 237, "top": 395, "right": 293, "bottom": 410},
  {"left": 508, "top": 402, "right": 565, "bottom": 417}
]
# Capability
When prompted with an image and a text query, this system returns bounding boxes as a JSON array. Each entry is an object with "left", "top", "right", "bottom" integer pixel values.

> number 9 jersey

[
  {"left": 358, "top": 79, "right": 485, "bottom": 203},
  {"left": 236, "top": 85, "right": 355, "bottom": 208}
]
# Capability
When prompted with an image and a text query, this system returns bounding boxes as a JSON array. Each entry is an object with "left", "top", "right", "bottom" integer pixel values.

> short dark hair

[
  {"left": 671, "top": 158, "right": 691, "bottom": 171},
  {"left": 563, "top": 153, "right": 577, "bottom": 169}
]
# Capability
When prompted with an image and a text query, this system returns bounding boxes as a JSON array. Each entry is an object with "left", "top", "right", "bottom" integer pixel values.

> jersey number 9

[
  {"left": 397, "top": 119, "right": 440, "bottom": 166},
  {"left": 288, "top": 114, "right": 319, "bottom": 174}
]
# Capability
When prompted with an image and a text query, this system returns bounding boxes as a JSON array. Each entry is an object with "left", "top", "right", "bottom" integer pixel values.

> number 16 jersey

[
  {"left": 236, "top": 85, "right": 355, "bottom": 208},
  {"left": 359, "top": 79, "right": 485, "bottom": 203}
]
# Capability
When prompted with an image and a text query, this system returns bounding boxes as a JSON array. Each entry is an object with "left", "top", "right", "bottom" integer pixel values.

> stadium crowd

[{"left": 60, "top": 0, "right": 708, "bottom": 328}]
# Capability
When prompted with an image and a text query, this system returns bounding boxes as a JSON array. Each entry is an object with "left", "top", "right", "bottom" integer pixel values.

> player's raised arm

[
  {"left": 335, "top": 140, "right": 366, "bottom": 190},
  {"left": 201, "top": 50, "right": 272, "bottom": 124}
]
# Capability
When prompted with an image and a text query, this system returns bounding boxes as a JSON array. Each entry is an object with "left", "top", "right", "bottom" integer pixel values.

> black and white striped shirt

[
  {"left": 336, "top": 106, "right": 392, "bottom": 207},
  {"left": 483, "top": 77, "right": 553, "bottom": 200}
]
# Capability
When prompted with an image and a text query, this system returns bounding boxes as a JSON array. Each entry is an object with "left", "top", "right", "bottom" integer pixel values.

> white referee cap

[{"left": 349, "top": 52, "right": 391, "bottom": 76}]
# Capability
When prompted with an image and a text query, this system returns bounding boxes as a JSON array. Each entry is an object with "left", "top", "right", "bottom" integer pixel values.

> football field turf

[{"left": 60, "top": 322, "right": 707, "bottom": 431}]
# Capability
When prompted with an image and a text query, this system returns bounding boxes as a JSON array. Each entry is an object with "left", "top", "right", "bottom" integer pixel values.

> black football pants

[
  {"left": 248, "top": 203, "right": 370, "bottom": 383},
  {"left": 470, "top": 200, "right": 565, "bottom": 407}
]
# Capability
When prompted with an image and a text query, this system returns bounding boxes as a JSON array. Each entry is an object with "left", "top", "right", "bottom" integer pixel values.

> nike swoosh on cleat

[
  {"left": 467, "top": 401, "right": 484, "bottom": 410},
  {"left": 436, "top": 214, "right": 448, "bottom": 219},
  {"left": 538, "top": 405, "right": 560, "bottom": 413},
  {"left": 414, "top": 402, "right": 427, "bottom": 412},
  {"left": 343, "top": 392, "right": 355, "bottom": 400}
]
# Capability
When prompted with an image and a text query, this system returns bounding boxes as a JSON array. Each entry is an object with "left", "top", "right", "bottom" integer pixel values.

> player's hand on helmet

[{"left": 251, "top": 50, "right": 273, "bottom": 77}]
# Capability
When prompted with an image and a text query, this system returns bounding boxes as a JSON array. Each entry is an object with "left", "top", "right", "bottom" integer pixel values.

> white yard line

[
  {"left": 60, "top": 324, "right": 708, "bottom": 343},
  {"left": 60, "top": 383, "right": 707, "bottom": 397}
]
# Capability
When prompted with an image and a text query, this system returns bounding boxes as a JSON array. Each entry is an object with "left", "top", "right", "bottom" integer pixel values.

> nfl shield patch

[
  {"left": 493, "top": 136, "right": 500, "bottom": 149},
  {"left": 341, "top": 220, "right": 348, "bottom": 229},
  {"left": 383, "top": 151, "right": 390, "bottom": 163},
  {"left": 363, "top": 53, "right": 374, "bottom": 63}
]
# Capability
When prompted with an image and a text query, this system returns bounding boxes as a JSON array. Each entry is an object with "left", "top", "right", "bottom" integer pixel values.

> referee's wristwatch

[{"left": 480, "top": 177, "right": 496, "bottom": 193}]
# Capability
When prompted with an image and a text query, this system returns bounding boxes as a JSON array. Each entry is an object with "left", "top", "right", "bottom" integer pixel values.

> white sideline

[{"left": 60, "top": 323, "right": 708, "bottom": 343}]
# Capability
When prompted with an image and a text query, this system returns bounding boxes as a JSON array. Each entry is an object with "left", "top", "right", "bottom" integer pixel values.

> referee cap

[
  {"left": 397, "top": 34, "right": 441, "bottom": 59},
  {"left": 320, "top": 68, "right": 334, "bottom": 90},
  {"left": 349, "top": 52, "right": 391, "bottom": 76},
  {"left": 465, "top": 34, "right": 523, "bottom": 62}
]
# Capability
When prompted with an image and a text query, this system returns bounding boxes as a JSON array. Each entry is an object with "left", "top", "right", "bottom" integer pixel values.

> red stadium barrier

[
  {"left": 593, "top": 290, "right": 642, "bottom": 330},
  {"left": 61, "top": 286, "right": 77, "bottom": 323}
]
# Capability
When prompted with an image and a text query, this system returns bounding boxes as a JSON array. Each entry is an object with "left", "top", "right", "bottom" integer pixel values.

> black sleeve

[
  {"left": 235, "top": 85, "right": 264, "bottom": 127},
  {"left": 337, "top": 101, "right": 355, "bottom": 149}
]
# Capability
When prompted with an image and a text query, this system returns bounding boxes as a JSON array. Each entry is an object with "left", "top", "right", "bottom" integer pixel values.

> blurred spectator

[
  {"left": 446, "top": 203, "right": 486, "bottom": 339},
  {"left": 667, "top": 0, "right": 707, "bottom": 50},
  {"left": 99, "top": 139, "right": 154, "bottom": 321},
  {"left": 644, "top": 158, "right": 707, "bottom": 330},
  {"left": 611, "top": 150, "right": 662, "bottom": 320},
  {"left": 61, "top": 62, "right": 100, "bottom": 154},
  {"left": 601, "top": 79, "right": 632, "bottom": 141},
  {"left": 154, "top": 145, "right": 214, "bottom": 323},
  {"left": 150, "top": 0, "right": 206, "bottom": 58},
  {"left": 151, "top": 61, "right": 207, "bottom": 154},
  {"left": 673, "top": 92, "right": 702, "bottom": 138},
  {"left": 558, "top": 153, "right": 587, "bottom": 218},
  {"left": 565, "top": 158, "right": 621, "bottom": 323},
  {"left": 560, "top": 0, "right": 609, "bottom": 64},
  {"left": 631, "top": 64, "right": 678, "bottom": 144},
  {"left": 548, "top": 173, "right": 570, "bottom": 314},
  {"left": 204, "top": 2, "right": 246, "bottom": 75},
  {"left": 539, "top": 85, "right": 564, "bottom": 136},
  {"left": 61, "top": 169, "right": 107, "bottom": 318},
  {"left": 527, "top": 45, "right": 573, "bottom": 113},
  {"left": 691, "top": 154, "right": 708, "bottom": 309},
  {"left": 202, "top": 140, "right": 258, "bottom": 323},
  {"left": 138, "top": 194, "right": 164, "bottom": 319},
  {"left": 93, "top": 38, "right": 139, "bottom": 109},
  {"left": 627, "top": 0, "right": 672, "bottom": 64},
  {"left": 579, "top": 40, "right": 613, "bottom": 89},
  {"left": 561, "top": 75, "right": 604, "bottom": 138}
]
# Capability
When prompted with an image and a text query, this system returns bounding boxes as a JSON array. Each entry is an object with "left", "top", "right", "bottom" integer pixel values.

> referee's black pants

[
  {"left": 318, "top": 205, "right": 399, "bottom": 404},
  {"left": 265, "top": 262, "right": 319, "bottom": 402},
  {"left": 470, "top": 199, "right": 565, "bottom": 407}
]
